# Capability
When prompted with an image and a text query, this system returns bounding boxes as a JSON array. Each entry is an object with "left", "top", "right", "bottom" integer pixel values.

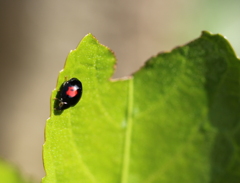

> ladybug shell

[{"left": 56, "top": 78, "right": 82, "bottom": 110}]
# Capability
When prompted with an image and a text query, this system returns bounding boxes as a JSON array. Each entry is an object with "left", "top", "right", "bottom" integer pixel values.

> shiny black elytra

[{"left": 54, "top": 78, "right": 82, "bottom": 111}]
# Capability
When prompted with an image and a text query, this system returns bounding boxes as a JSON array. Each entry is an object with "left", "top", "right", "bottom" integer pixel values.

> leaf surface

[{"left": 42, "top": 32, "right": 240, "bottom": 183}]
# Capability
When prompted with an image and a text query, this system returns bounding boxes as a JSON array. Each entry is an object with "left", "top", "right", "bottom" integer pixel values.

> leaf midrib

[{"left": 121, "top": 78, "right": 134, "bottom": 183}]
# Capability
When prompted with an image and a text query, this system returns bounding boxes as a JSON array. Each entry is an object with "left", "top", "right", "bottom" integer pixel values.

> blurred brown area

[{"left": 0, "top": 0, "right": 239, "bottom": 181}]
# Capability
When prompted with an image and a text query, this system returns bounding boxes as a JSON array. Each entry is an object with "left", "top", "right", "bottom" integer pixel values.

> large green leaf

[{"left": 42, "top": 32, "right": 240, "bottom": 183}]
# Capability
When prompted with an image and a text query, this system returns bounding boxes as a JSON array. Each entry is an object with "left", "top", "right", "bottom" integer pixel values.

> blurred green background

[{"left": 0, "top": 0, "right": 239, "bottom": 181}]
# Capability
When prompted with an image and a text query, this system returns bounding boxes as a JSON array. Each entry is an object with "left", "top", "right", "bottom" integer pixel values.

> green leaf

[
  {"left": 0, "top": 159, "right": 33, "bottom": 183},
  {"left": 42, "top": 32, "right": 240, "bottom": 183}
]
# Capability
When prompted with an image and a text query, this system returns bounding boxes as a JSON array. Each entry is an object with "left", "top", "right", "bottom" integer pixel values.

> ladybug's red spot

[{"left": 66, "top": 86, "right": 78, "bottom": 97}]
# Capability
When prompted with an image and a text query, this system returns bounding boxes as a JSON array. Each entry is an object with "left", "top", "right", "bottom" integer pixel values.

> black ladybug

[{"left": 54, "top": 78, "right": 82, "bottom": 111}]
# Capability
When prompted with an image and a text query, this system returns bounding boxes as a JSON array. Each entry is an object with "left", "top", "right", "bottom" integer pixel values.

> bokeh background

[{"left": 0, "top": 0, "right": 240, "bottom": 181}]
